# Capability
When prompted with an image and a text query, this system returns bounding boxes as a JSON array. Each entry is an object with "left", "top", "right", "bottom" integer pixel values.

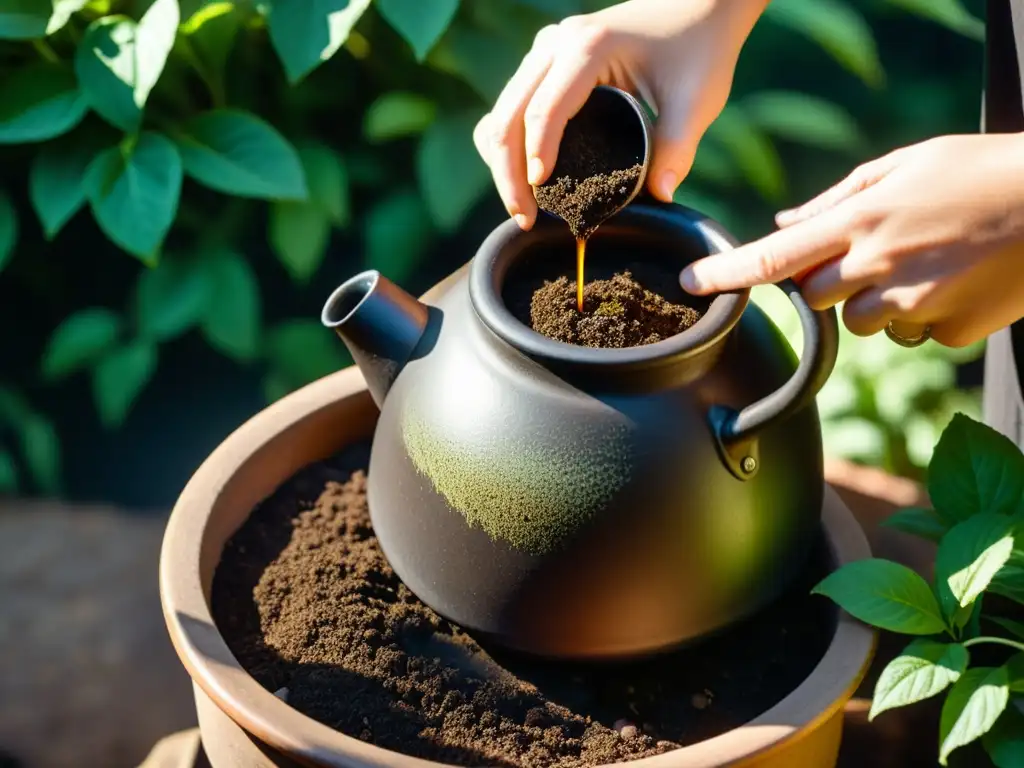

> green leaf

[
  {"left": 0, "top": 386, "right": 31, "bottom": 432},
  {"left": 41, "top": 308, "right": 122, "bottom": 380},
  {"left": 0, "top": 448, "right": 16, "bottom": 494},
  {"left": 0, "top": 190, "right": 16, "bottom": 276},
  {"left": 427, "top": 22, "right": 522, "bottom": 102},
  {"left": 266, "top": 0, "right": 373, "bottom": 84},
  {"left": 935, "top": 514, "right": 1018, "bottom": 618},
  {"left": 377, "top": 0, "right": 459, "bottom": 61},
  {"left": 0, "top": 63, "right": 88, "bottom": 144},
  {"left": 988, "top": 617, "right": 1024, "bottom": 641},
  {"left": 882, "top": 507, "right": 949, "bottom": 543},
  {"left": 364, "top": 92, "right": 437, "bottom": 142},
  {"left": 85, "top": 132, "right": 183, "bottom": 262},
  {"left": 18, "top": 414, "right": 61, "bottom": 495},
  {"left": 91, "top": 340, "right": 158, "bottom": 429},
  {"left": 1008, "top": 654, "right": 1024, "bottom": 693},
  {"left": 705, "top": 106, "right": 785, "bottom": 202},
  {"left": 135, "top": 257, "right": 212, "bottom": 341},
  {"left": 175, "top": 109, "right": 307, "bottom": 200},
  {"left": 0, "top": 0, "right": 89, "bottom": 39},
  {"left": 741, "top": 91, "right": 863, "bottom": 151},
  {"left": 265, "top": 320, "right": 350, "bottom": 389},
  {"left": 991, "top": 566, "right": 1024, "bottom": 605},
  {"left": 75, "top": 0, "right": 180, "bottom": 132},
  {"left": 939, "top": 666, "right": 1010, "bottom": 764},
  {"left": 416, "top": 113, "right": 491, "bottom": 232},
  {"left": 297, "top": 141, "right": 349, "bottom": 226},
  {"left": 688, "top": 143, "right": 740, "bottom": 187},
  {"left": 182, "top": 2, "right": 239, "bottom": 88},
  {"left": 30, "top": 131, "right": 110, "bottom": 240},
  {"left": 982, "top": 702, "right": 1024, "bottom": 768},
  {"left": 180, "top": 0, "right": 232, "bottom": 31},
  {"left": 764, "top": 0, "right": 883, "bottom": 87},
  {"left": 812, "top": 557, "right": 947, "bottom": 635},
  {"left": 870, "top": 639, "right": 967, "bottom": 720},
  {"left": 364, "top": 188, "right": 433, "bottom": 286},
  {"left": 262, "top": 370, "right": 293, "bottom": 403},
  {"left": 928, "top": 412, "right": 1024, "bottom": 523},
  {"left": 269, "top": 201, "right": 330, "bottom": 284},
  {"left": 198, "top": 248, "right": 261, "bottom": 362},
  {"left": 885, "top": 0, "right": 985, "bottom": 41}
]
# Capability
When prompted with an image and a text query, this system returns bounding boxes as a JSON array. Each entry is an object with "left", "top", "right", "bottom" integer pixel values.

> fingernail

[
  {"left": 527, "top": 157, "right": 545, "bottom": 185},
  {"left": 657, "top": 171, "right": 678, "bottom": 202},
  {"left": 680, "top": 267, "right": 702, "bottom": 293},
  {"left": 514, "top": 213, "right": 529, "bottom": 230}
]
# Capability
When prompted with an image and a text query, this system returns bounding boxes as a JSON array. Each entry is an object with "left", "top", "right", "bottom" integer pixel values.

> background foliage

[{"left": 0, "top": 0, "right": 989, "bottom": 505}]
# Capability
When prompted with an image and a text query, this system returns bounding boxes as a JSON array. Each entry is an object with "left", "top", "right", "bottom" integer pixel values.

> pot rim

[
  {"left": 468, "top": 205, "right": 750, "bottom": 370},
  {"left": 161, "top": 366, "right": 876, "bottom": 768}
]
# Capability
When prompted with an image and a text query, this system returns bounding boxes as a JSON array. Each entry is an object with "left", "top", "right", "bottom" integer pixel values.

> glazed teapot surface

[{"left": 322, "top": 201, "right": 839, "bottom": 660}]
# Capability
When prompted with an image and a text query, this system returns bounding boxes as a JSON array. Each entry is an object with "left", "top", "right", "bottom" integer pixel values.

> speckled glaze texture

[{"left": 324, "top": 201, "right": 839, "bottom": 660}]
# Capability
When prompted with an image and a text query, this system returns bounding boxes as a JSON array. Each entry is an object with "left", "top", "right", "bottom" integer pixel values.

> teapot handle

[{"left": 709, "top": 278, "right": 839, "bottom": 480}]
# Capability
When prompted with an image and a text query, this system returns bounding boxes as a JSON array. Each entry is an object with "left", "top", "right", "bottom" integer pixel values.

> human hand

[
  {"left": 680, "top": 133, "right": 1024, "bottom": 347},
  {"left": 473, "top": 0, "right": 769, "bottom": 229}
]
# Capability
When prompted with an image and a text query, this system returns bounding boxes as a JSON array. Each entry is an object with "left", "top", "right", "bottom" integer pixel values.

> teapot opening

[{"left": 469, "top": 204, "right": 749, "bottom": 370}]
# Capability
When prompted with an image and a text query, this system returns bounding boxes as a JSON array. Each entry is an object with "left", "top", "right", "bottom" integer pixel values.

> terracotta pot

[{"left": 161, "top": 325, "right": 876, "bottom": 768}]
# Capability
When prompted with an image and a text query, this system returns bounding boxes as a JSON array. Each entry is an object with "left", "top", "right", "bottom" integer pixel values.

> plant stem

[
  {"left": 963, "top": 636, "right": 1024, "bottom": 652},
  {"left": 32, "top": 40, "right": 60, "bottom": 63}
]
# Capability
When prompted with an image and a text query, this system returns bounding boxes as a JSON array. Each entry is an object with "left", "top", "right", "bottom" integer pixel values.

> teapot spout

[{"left": 321, "top": 270, "right": 429, "bottom": 407}]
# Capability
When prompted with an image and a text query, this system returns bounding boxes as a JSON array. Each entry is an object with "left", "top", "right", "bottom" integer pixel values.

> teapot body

[{"left": 364, "top": 216, "right": 830, "bottom": 658}]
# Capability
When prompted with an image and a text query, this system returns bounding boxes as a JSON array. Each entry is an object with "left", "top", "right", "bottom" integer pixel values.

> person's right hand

[{"left": 473, "top": 0, "right": 769, "bottom": 230}]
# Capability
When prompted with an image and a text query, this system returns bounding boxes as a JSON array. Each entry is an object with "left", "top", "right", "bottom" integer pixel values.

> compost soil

[
  {"left": 213, "top": 443, "right": 834, "bottom": 768},
  {"left": 533, "top": 108, "right": 643, "bottom": 239},
  {"left": 530, "top": 271, "right": 703, "bottom": 348}
]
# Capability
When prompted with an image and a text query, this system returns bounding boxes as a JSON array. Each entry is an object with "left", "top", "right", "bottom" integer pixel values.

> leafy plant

[
  {"left": 814, "top": 413, "right": 1024, "bottom": 766},
  {"left": 0, "top": 0, "right": 985, "bottom": 495}
]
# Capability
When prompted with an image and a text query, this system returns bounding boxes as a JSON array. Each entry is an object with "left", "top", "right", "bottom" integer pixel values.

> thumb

[{"left": 646, "top": 97, "right": 706, "bottom": 203}]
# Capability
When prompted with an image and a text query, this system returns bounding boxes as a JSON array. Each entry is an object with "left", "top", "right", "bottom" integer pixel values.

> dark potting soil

[
  {"left": 212, "top": 444, "right": 835, "bottom": 768},
  {"left": 533, "top": 109, "right": 643, "bottom": 240},
  {"left": 530, "top": 271, "right": 703, "bottom": 348}
]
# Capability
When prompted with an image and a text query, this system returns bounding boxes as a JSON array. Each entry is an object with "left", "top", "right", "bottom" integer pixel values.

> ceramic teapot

[{"left": 321, "top": 201, "right": 839, "bottom": 660}]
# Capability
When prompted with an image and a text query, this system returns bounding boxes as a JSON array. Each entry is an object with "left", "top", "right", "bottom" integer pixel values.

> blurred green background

[{"left": 0, "top": 0, "right": 988, "bottom": 508}]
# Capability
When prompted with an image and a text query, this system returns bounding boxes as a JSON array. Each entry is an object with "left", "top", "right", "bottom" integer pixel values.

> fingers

[
  {"left": 475, "top": 26, "right": 558, "bottom": 228},
  {"left": 775, "top": 150, "right": 904, "bottom": 228},
  {"left": 842, "top": 287, "right": 932, "bottom": 337},
  {"left": 800, "top": 249, "right": 894, "bottom": 310},
  {"left": 680, "top": 208, "right": 852, "bottom": 295},
  {"left": 646, "top": 96, "right": 703, "bottom": 202}
]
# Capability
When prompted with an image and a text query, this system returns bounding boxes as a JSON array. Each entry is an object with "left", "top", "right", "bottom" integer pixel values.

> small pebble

[
  {"left": 619, "top": 725, "right": 639, "bottom": 740},
  {"left": 273, "top": 687, "right": 289, "bottom": 702}
]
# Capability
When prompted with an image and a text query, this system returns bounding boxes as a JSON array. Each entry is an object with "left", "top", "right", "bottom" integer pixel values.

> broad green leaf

[
  {"left": 1008, "top": 654, "right": 1024, "bottom": 693},
  {"left": 764, "top": 0, "right": 883, "bottom": 87},
  {"left": 982, "top": 702, "right": 1024, "bottom": 768},
  {"left": 85, "top": 132, "right": 183, "bottom": 262},
  {"left": 705, "top": 106, "right": 785, "bottom": 202},
  {"left": 265, "top": 320, "right": 350, "bottom": 389},
  {"left": 378, "top": 0, "right": 459, "bottom": 61},
  {"left": 988, "top": 617, "right": 1024, "bottom": 641},
  {"left": 882, "top": 507, "right": 949, "bottom": 543},
  {"left": 0, "top": 191, "right": 16, "bottom": 276},
  {"left": 297, "top": 142, "right": 349, "bottom": 226},
  {"left": 18, "top": 414, "right": 60, "bottom": 495},
  {"left": 991, "top": 566, "right": 1024, "bottom": 605},
  {"left": 135, "top": 257, "right": 212, "bottom": 341},
  {"left": 870, "top": 639, "right": 967, "bottom": 720},
  {"left": 30, "top": 131, "right": 110, "bottom": 240},
  {"left": 75, "top": 0, "right": 180, "bottom": 132},
  {"left": 812, "top": 558, "right": 947, "bottom": 635},
  {"left": 935, "top": 514, "right": 1018, "bottom": 618},
  {"left": 939, "top": 666, "right": 1010, "bottom": 764},
  {"left": 364, "top": 92, "right": 438, "bottom": 142},
  {"left": 928, "top": 412, "right": 1024, "bottom": 522},
  {"left": 92, "top": 340, "right": 158, "bottom": 429},
  {"left": 0, "top": 448, "right": 16, "bottom": 494},
  {"left": 0, "top": 64, "right": 88, "bottom": 144},
  {"left": 416, "top": 113, "right": 491, "bottom": 232},
  {"left": 175, "top": 109, "right": 307, "bottom": 200},
  {"left": 885, "top": 0, "right": 984, "bottom": 41},
  {"left": 269, "top": 201, "right": 330, "bottom": 284},
  {"left": 180, "top": 0, "right": 232, "bottom": 31},
  {"left": 364, "top": 188, "right": 433, "bottom": 286},
  {"left": 0, "top": 386, "right": 31, "bottom": 431},
  {"left": 262, "top": 370, "right": 293, "bottom": 403},
  {"left": 741, "top": 91, "right": 863, "bottom": 151},
  {"left": 182, "top": 2, "right": 239, "bottom": 91},
  {"left": 266, "top": 0, "right": 373, "bottom": 84},
  {"left": 427, "top": 22, "right": 522, "bottom": 102},
  {"left": 41, "top": 308, "right": 122, "bottom": 380},
  {"left": 198, "top": 248, "right": 260, "bottom": 362},
  {"left": 688, "top": 143, "right": 740, "bottom": 187},
  {"left": 0, "top": 0, "right": 89, "bottom": 38}
]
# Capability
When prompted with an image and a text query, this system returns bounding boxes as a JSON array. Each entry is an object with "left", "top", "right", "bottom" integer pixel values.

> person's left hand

[{"left": 679, "top": 133, "right": 1024, "bottom": 347}]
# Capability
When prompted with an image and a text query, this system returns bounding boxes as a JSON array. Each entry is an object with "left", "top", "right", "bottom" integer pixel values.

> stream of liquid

[{"left": 576, "top": 238, "right": 586, "bottom": 312}]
